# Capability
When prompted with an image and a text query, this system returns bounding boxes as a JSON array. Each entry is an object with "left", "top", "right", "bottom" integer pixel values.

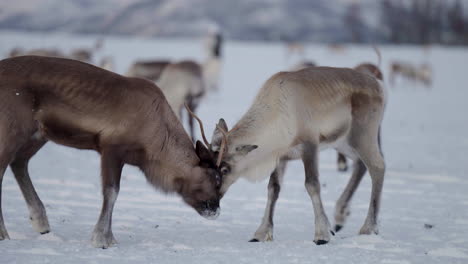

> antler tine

[
  {"left": 184, "top": 102, "right": 210, "bottom": 147},
  {"left": 216, "top": 124, "right": 229, "bottom": 167}
]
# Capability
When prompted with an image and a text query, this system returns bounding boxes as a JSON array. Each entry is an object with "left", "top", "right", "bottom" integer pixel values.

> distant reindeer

[
  {"left": 99, "top": 56, "right": 115, "bottom": 72},
  {"left": 203, "top": 31, "right": 223, "bottom": 92},
  {"left": 157, "top": 61, "right": 205, "bottom": 142},
  {"left": 10, "top": 38, "right": 104, "bottom": 63},
  {"left": 8, "top": 47, "right": 65, "bottom": 58},
  {"left": 0, "top": 56, "right": 221, "bottom": 248},
  {"left": 126, "top": 31, "right": 223, "bottom": 88},
  {"left": 191, "top": 65, "right": 386, "bottom": 245},
  {"left": 126, "top": 60, "right": 171, "bottom": 81},
  {"left": 127, "top": 32, "right": 223, "bottom": 142},
  {"left": 284, "top": 41, "right": 306, "bottom": 61},
  {"left": 290, "top": 60, "right": 317, "bottom": 71},
  {"left": 69, "top": 49, "right": 93, "bottom": 63},
  {"left": 69, "top": 38, "right": 105, "bottom": 64},
  {"left": 328, "top": 43, "right": 347, "bottom": 54},
  {"left": 389, "top": 61, "right": 432, "bottom": 87}
]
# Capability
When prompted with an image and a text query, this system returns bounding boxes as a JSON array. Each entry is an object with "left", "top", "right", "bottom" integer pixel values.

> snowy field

[{"left": 0, "top": 31, "right": 467, "bottom": 263}]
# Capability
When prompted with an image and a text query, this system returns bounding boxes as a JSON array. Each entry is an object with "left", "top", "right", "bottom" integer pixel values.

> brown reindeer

[{"left": 0, "top": 56, "right": 221, "bottom": 248}]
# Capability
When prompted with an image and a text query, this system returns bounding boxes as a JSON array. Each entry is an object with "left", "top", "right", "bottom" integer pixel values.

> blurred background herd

[
  {"left": 2, "top": 0, "right": 466, "bottom": 153},
  {"left": 1, "top": 0, "right": 467, "bottom": 44}
]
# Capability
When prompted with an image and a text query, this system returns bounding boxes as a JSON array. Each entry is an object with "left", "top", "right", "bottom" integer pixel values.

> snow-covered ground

[{"left": 0, "top": 31, "right": 467, "bottom": 263}]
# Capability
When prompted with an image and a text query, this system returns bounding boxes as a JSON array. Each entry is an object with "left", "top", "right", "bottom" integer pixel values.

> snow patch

[{"left": 429, "top": 247, "right": 468, "bottom": 259}]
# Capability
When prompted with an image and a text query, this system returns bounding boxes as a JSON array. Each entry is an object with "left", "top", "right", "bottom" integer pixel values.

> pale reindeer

[
  {"left": 389, "top": 61, "right": 432, "bottom": 88},
  {"left": 157, "top": 61, "right": 205, "bottom": 142},
  {"left": 127, "top": 60, "right": 203, "bottom": 141},
  {"left": 0, "top": 56, "right": 221, "bottom": 248},
  {"left": 69, "top": 38, "right": 105, "bottom": 64},
  {"left": 127, "top": 32, "right": 223, "bottom": 142},
  {"left": 290, "top": 60, "right": 317, "bottom": 71},
  {"left": 99, "top": 56, "right": 115, "bottom": 72},
  {"left": 191, "top": 65, "right": 386, "bottom": 245},
  {"left": 69, "top": 49, "right": 93, "bottom": 63},
  {"left": 202, "top": 31, "right": 223, "bottom": 92},
  {"left": 9, "top": 38, "right": 104, "bottom": 63},
  {"left": 284, "top": 41, "right": 306, "bottom": 61},
  {"left": 126, "top": 60, "right": 171, "bottom": 81},
  {"left": 126, "top": 31, "right": 223, "bottom": 87}
]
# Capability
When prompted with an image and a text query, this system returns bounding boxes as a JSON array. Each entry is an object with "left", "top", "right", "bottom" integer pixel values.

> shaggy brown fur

[{"left": 0, "top": 56, "right": 220, "bottom": 248}]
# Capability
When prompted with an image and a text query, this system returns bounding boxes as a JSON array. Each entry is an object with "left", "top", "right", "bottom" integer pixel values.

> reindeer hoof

[
  {"left": 338, "top": 163, "right": 348, "bottom": 172},
  {"left": 314, "top": 239, "right": 329, "bottom": 245},
  {"left": 249, "top": 238, "right": 260, "bottom": 242},
  {"left": 335, "top": 225, "right": 343, "bottom": 232},
  {"left": 40, "top": 230, "right": 50, "bottom": 235}
]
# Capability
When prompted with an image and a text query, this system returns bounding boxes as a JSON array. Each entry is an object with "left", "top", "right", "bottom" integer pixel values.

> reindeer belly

[
  {"left": 35, "top": 110, "right": 101, "bottom": 150},
  {"left": 317, "top": 103, "right": 351, "bottom": 147}
]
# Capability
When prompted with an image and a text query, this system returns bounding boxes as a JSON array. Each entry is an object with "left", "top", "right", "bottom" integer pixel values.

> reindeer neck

[
  {"left": 142, "top": 157, "right": 197, "bottom": 193},
  {"left": 141, "top": 104, "right": 200, "bottom": 193},
  {"left": 227, "top": 102, "right": 294, "bottom": 175}
]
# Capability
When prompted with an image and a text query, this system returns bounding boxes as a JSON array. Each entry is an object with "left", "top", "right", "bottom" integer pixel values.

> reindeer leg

[
  {"left": 91, "top": 148, "right": 123, "bottom": 248},
  {"left": 0, "top": 164, "right": 8, "bottom": 240},
  {"left": 350, "top": 127, "right": 385, "bottom": 235},
  {"left": 250, "top": 158, "right": 287, "bottom": 242},
  {"left": 10, "top": 137, "right": 50, "bottom": 234},
  {"left": 357, "top": 147, "right": 384, "bottom": 235},
  {"left": 334, "top": 159, "right": 366, "bottom": 232},
  {"left": 302, "top": 142, "right": 333, "bottom": 245},
  {"left": 0, "top": 139, "right": 16, "bottom": 240}
]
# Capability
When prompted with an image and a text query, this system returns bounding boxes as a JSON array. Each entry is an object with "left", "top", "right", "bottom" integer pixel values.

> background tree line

[{"left": 345, "top": 0, "right": 468, "bottom": 45}]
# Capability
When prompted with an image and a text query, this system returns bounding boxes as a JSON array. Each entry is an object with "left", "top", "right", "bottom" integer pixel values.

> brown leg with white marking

[
  {"left": 91, "top": 148, "right": 124, "bottom": 248},
  {"left": 10, "top": 136, "right": 50, "bottom": 235},
  {"left": 0, "top": 163, "right": 8, "bottom": 240}
]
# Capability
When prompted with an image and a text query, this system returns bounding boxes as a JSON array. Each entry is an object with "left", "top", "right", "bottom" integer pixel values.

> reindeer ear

[
  {"left": 211, "top": 118, "right": 228, "bottom": 151},
  {"left": 235, "top": 145, "right": 258, "bottom": 156},
  {"left": 195, "top": 140, "right": 213, "bottom": 162}
]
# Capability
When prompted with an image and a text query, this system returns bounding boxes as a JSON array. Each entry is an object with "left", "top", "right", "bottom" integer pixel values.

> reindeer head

[
  {"left": 184, "top": 104, "right": 257, "bottom": 198},
  {"left": 209, "top": 119, "right": 257, "bottom": 196},
  {"left": 177, "top": 140, "right": 221, "bottom": 219},
  {"left": 354, "top": 63, "right": 383, "bottom": 81}
]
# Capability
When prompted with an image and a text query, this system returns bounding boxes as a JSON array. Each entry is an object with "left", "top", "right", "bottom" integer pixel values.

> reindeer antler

[
  {"left": 184, "top": 102, "right": 232, "bottom": 167},
  {"left": 215, "top": 124, "right": 229, "bottom": 167},
  {"left": 184, "top": 102, "right": 210, "bottom": 147}
]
